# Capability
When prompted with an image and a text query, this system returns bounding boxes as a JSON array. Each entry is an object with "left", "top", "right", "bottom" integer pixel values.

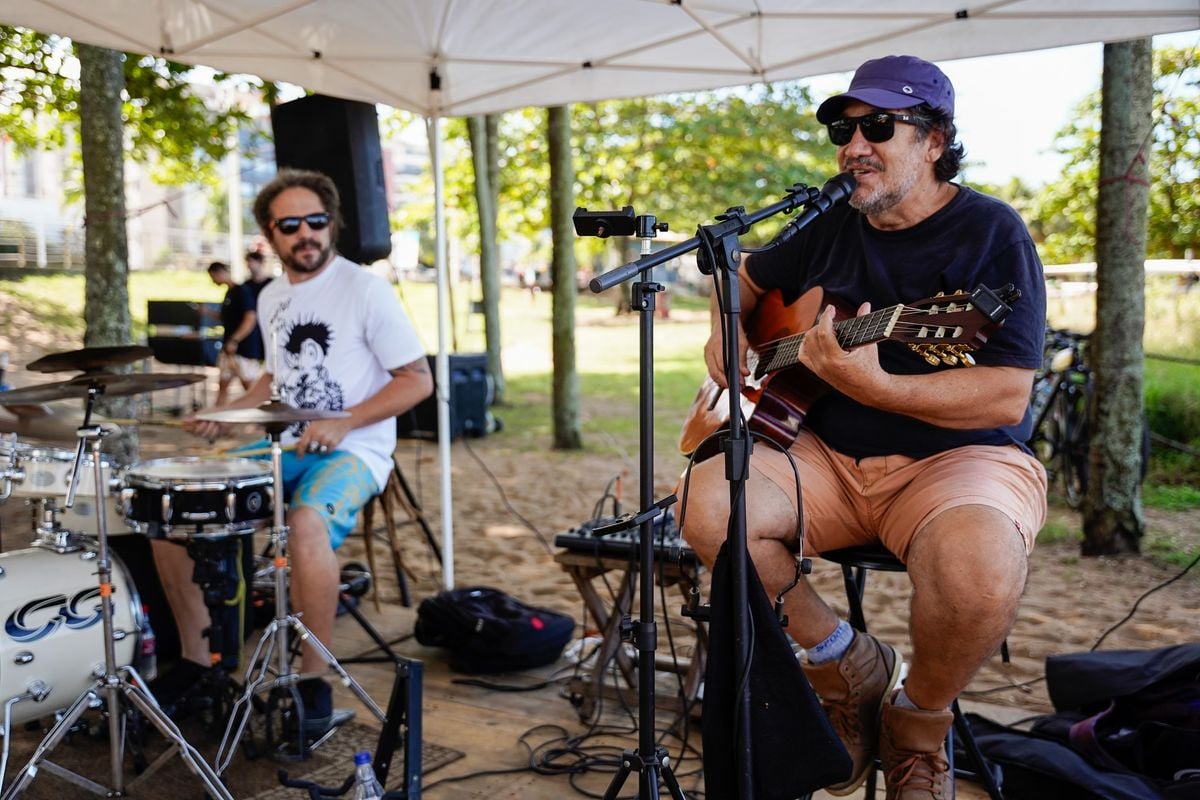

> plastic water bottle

[{"left": 351, "top": 751, "right": 385, "bottom": 799}]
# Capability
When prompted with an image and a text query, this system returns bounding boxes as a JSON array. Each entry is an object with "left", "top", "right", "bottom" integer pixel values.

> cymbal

[
  {"left": 27, "top": 345, "right": 154, "bottom": 374},
  {"left": 196, "top": 401, "right": 351, "bottom": 425},
  {"left": 0, "top": 372, "right": 204, "bottom": 405}
]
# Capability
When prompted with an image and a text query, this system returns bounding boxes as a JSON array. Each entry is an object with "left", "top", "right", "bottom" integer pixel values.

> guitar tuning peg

[
  {"left": 909, "top": 343, "right": 941, "bottom": 366},
  {"left": 959, "top": 348, "right": 976, "bottom": 367},
  {"left": 936, "top": 346, "right": 959, "bottom": 366}
]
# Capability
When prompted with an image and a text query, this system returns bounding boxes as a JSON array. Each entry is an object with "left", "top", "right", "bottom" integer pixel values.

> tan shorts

[
  {"left": 752, "top": 430, "right": 1048, "bottom": 563},
  {"left": 219, "top": 353, "right": 263, "bottom": 383}
]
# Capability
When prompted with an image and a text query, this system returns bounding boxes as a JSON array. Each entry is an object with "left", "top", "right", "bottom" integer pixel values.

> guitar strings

[{"left": 749, "top": 303, "right": 975, "bottom": 353}]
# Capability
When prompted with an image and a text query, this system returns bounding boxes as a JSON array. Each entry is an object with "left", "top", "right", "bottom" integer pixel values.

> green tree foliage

[
  {"left": 1034, "top": 46, "right": 1200, "bottom": 264},
  {"left": 394, "top": 83, "right": 838, "bottom": 276},
  {"left": 572, "top": 83, "right": 834, "bottom": 244},
  {"left": 0, "top": 26, "right": 249, "bottom": 190}
]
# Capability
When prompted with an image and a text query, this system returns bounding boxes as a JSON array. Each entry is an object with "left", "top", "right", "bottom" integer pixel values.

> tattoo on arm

[{"left": 389, "top": 360, "right": 430, "bottom": 378}]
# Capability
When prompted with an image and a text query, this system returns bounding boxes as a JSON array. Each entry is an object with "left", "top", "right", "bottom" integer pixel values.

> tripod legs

[
  {"left": 604, "top": 745, "right": 686, "bottom": 800},
  {"left": 215, "top": 614, "right": 385, "bottom": 772},
  {"left": 0, "top": 668, "right": 233, "bottom": 800}
]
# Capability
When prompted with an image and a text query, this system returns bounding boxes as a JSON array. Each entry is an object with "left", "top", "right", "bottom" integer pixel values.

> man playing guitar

[{"left": 680, "top": 55, "right": 1047, "bottom": 800}]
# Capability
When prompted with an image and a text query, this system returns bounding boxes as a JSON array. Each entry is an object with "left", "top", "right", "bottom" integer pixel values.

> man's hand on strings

[{"left": 800, "top": 302, "right": 887, "bottom": 401}]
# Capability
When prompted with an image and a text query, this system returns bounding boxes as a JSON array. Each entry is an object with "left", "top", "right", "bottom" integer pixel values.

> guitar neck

[{"left": 754, "top": 303, "right": 903, "bottom": 377}]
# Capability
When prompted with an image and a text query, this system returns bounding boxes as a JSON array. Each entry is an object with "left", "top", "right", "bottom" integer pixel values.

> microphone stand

[{"left": 589, "top": 181, "right": 832, "bottom": 800}]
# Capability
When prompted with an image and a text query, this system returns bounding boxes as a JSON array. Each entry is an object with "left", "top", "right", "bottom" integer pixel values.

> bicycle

[
  {"left": 1028, "top": 327, "right": 1149, "bottom": 508},
  {"left": 1029, "top": 328, "right": 1091, "bottom": 507}
]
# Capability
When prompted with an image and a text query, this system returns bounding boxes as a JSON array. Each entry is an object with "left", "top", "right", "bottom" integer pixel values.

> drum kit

[{"left": 0, "top": 345, "right": 382, "bottom": 797}]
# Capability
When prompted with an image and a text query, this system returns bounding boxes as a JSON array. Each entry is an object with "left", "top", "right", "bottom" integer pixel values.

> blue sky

[{"left": 804, "top": 30, "right": 1199, "bottom": 187}]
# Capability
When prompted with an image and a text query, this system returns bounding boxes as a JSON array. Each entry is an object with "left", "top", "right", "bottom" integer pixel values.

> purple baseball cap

[{"left": 816, "top": 55, "right": 955, "bottom": 123}]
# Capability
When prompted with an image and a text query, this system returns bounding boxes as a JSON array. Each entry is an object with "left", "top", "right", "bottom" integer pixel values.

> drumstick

[
  {"left": 106, "top": 417, "right": 188, "bottom": 428},
  {"left": 221, "top": 442, "right": 298, "bottom": 457}
]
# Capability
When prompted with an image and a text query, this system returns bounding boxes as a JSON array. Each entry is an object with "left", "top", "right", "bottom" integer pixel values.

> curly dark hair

[
  {"left": 910, "top": 103, "right": 965, "bottom": 182},
  {"left": 252, "top": 168, "right": 342, "bottom": 243}
]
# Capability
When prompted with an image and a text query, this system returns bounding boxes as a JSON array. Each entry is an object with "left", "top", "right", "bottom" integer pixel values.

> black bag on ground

[
  {"left": 414, "top": 586, "right": 575, "bottom": 674},
  {"left": 965, "top": 644, "right": 1200, "bottom": 799}
]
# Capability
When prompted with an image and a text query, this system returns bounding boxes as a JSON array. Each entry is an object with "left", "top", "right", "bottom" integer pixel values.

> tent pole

[{"left": 427, "top": 113, "right": 454, "bottom": 590}]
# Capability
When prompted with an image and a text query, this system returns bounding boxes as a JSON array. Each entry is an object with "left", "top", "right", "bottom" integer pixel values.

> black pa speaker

[
  {"left": 397, "top": 354, "right": 494, "bottom": 440},
  {"left": 270, "top": 94, "right": 392, "bottom": 265},
  {"left": 148, "top": 336, "right": 222, "bottom": 367}
]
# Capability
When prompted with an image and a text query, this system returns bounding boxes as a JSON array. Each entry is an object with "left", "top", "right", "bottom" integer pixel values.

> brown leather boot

[
  {"left": 878, "top": 690, "right": 955, "bottom": 799},
  {"left": 801, "top": 631, "right": 900, "bottom": 795}
]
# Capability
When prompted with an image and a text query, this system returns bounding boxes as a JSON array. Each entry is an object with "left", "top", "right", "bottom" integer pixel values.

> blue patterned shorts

[{"left": 229, "top": 443, "right": 377, "bottom": 549}]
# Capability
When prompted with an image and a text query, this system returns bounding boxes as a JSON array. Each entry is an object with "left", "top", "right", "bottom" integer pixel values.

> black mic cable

[{"left": 745, "top": 172, "right": 857, "bottom": 254}]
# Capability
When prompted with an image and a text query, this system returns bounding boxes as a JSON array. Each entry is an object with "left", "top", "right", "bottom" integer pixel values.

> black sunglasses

[
  {"left": 272, "top": 212, "right": 331, "bottom": 235},
  {"left": 827, "top": 112, "right": 923, "bottom": 146}
]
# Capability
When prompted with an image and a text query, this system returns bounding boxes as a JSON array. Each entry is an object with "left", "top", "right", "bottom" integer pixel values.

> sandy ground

[{"left": 1, "top": 307, "right": 1198, "bottom": 730}]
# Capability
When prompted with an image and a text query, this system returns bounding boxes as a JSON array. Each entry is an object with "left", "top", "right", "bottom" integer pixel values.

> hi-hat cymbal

[
  {"left": 27, "top": 345, "right": 154, "bottom": 374},
  {"left": 196, "top": 401, "right": 351, "bottom": 425},
  {"left": 0, "top": 372, "right": 204, "bottom": 405}
]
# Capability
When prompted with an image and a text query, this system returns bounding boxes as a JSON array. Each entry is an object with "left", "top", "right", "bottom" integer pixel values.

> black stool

[{"left": 821, "top": 543, "right": 1005, "bottom": 799}]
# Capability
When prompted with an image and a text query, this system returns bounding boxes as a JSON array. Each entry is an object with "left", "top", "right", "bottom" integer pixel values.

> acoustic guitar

[{"left": 678, "top": 283, "right": 1018, "bottom": 460}]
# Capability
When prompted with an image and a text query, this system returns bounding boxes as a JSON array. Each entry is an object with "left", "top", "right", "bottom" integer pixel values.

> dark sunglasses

[
  {"left": 272, "top": 212, "right": 331, "bottom": 235},
  {"left": 827, "top": 112, "right": 923, "bottom": 146}
]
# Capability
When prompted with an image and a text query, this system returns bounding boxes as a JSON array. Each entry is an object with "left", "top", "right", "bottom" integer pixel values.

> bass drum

[{"left": 0, "top": 546, "right": 151, "bottom": 726}]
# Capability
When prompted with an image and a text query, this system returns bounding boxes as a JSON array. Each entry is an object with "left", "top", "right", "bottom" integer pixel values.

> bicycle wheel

[
  {"left": 1057, "top": 384, "right": 1088, "bottom": 508},
  {"left": 1028, "top": 375, "right": 1062, "bottom": 468}
]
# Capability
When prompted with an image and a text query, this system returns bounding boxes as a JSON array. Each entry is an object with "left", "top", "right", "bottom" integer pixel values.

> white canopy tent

[{"left": 2, "top": 0, "right": 1197, "bottom": 588}]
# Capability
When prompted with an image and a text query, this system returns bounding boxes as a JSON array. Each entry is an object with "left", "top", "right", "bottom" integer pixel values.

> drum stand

[
  {"left": 1, "top": 411, "right": 233, "bottom": 800},
  {"left": 215, "top": 421, "right": 383, "bottom": 771}
]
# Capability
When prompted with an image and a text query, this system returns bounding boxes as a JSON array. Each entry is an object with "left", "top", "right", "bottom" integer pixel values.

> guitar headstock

[{"left": 894, "top": 284, "right": 1016, "bottom": 367}]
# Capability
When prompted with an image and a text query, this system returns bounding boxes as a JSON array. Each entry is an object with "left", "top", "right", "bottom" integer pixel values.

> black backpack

[{"left": 414, "top": 587, "right": 575, "bottom": 674}]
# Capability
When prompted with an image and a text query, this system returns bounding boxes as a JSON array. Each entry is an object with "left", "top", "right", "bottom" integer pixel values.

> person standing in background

[{"left": 208, "top": 253, "right": 270, "bottom": 405}]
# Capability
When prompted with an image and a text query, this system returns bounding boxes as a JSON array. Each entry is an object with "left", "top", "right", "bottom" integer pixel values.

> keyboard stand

[{"left": 553, "top": 550, "right": 707, "bottom": 722}]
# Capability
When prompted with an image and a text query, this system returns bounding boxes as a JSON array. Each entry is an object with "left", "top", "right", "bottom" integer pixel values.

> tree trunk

[
  {"left": 468, "top": 114, "right": 505, "bottom": 405},
  {"left": 77, "top": 43, "right": 137, "bottom": 462},
  {"left": 547, "top": 105, "right": 582, "bottom": 450},
  {"left": 1082, "top": 38, "right": 1151, "bottom": 555}
]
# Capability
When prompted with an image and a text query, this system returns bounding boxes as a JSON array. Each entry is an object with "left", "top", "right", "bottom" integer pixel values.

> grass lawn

[{"left": 3, "top": 268, "right": 1197, "bottom": 565}]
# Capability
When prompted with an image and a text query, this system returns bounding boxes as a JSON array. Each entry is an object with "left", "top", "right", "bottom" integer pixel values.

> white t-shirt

[{"left": 256, "top": 255, "right": 426, "bottom": 490}]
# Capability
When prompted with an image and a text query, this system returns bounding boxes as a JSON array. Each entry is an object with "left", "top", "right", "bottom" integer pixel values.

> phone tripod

[
  {"left": 579, "top": 209, "right": 687, "bottom": 799},
  {"left": 1, "top": 389, "right": 232, "bottom": 800}
]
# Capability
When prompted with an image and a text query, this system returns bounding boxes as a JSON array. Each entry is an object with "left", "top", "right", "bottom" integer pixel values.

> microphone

[{"left": 772, "top": 172, "right": 857, "bottom": 247}]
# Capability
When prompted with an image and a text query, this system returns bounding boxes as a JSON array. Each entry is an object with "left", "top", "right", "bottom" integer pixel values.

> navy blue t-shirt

[
  {"left": 745, "top": 185, "right": 1046, "bottom": 460},
  {"left": 220, "top": 278, "right": 269, "bottom": 360}
]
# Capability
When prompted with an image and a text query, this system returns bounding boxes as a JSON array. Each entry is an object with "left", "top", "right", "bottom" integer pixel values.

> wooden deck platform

[
  {"left": 321, "top": 574, "right": 1011, "bottom": 799},
  {"left": 0, "top": 506, "right": 1012, "bottom": 799}
]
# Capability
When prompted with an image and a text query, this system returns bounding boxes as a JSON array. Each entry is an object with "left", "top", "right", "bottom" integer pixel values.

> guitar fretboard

[{"left": 754, "top": 304, "right": 903, "bottom": 377}]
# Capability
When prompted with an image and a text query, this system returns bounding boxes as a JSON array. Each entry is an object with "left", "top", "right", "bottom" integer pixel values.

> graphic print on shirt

[{"left": 279, "top": 316, "right": 345, "bottom": 437}]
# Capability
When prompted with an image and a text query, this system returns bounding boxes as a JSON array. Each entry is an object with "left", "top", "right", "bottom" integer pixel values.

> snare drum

[
  {"left": 0, "top": 546, "right": 148, "bottom": 726},
  {"left": 121, "top": 457, "right": 273, "bottom": 539}
]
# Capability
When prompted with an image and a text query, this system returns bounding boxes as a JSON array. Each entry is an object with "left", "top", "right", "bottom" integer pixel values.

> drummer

[{"left": 159, "top": 168, "right": 433, "bottom": 740}]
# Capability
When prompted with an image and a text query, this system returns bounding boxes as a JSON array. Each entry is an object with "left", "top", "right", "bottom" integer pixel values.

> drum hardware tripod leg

[
  {"left": 0, "top": 422, "right": 234, "bottom": 800},
  {"left": 0, "top": 683, "right": 50, "bottom": 794},
  {"left": 215, "top": 429, "right": 384, "bottom": 772}
]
